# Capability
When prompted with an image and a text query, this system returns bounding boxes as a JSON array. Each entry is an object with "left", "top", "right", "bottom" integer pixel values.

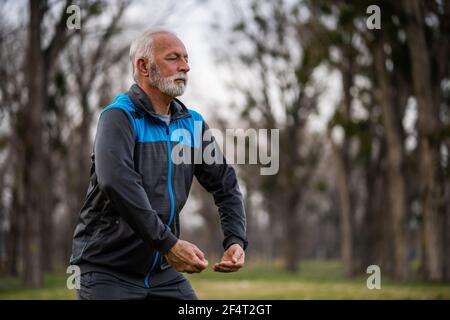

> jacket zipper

[
  {"left": 144, "top": 123, "right": 176, "bottom": 288},
  {"left": 165, "top": 125, "right": 176, "bottom": 227}
]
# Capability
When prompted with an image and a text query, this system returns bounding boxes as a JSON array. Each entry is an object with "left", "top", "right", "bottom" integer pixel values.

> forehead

[{"left": 152, "top": 32, "right": 188, "bottom": 56}]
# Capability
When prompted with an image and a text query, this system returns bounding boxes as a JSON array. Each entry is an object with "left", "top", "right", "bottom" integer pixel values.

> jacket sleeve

[
  {"left": 94, "top": 108, "right": 178, "bottom": 254},
  {"left": 194, "top": 121, "right": 248, "bottom": 251}
]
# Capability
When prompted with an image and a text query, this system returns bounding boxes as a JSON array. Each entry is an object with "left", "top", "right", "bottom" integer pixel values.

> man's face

[{"left": 148, "top": 33, "right": 190, "bottom": 98}]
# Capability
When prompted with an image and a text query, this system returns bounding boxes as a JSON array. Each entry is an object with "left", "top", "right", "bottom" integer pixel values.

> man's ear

[{"left": 136, "top": 58, "right": 149, "bottom": 77}]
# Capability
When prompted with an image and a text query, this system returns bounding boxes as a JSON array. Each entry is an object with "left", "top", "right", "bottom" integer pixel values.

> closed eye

[{"left": 165, "top": 54, "right": 189, "bottom": 62}]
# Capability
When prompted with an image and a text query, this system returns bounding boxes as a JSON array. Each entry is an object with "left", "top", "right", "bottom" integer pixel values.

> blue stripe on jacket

[{"left": 100, "top": 94, "right": 203, "bottom": 149}]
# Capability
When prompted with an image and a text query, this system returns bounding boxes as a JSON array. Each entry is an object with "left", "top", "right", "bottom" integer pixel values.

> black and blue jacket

[{"left": 70, "top": 84, "right": 247, "bottom": 286}]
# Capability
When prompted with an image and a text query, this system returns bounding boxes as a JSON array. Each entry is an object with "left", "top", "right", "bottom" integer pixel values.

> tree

[
  {"left": 14, "top": 0, "right": 109, "bottom": 286},
  {"left": 61, "top": 0, "right": 131, "bottom": 263},
  {"left": 402, "top": 0, "right": 447, "bottom": 281},
  {"left": 308, "top": 0, "right": 415, "bottom": 280},
  {"left": 217, "top": 0, "right": 323, "bottom": 272}
]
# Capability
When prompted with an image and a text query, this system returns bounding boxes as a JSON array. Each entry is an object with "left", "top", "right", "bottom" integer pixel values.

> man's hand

[
  {"left": 213, "top": 243, "right": 245, "bottom": 273},
  {"left": 164, "top": 240, "right": 208, "bottom": 274}
]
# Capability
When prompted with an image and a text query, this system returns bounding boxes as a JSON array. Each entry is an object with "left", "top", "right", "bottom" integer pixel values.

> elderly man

[{"left": 70, "top": 28, "right": 247, "bottom": 300}]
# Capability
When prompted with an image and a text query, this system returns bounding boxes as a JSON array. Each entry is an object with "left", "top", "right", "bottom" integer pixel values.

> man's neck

[{"left": 137, "top": 81, "right": 172, "bottom": 115}]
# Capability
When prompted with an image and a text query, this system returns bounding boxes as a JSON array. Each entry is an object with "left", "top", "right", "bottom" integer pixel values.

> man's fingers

[
  {"left": 194, "top": 249, "right": 208, "bottom": 265},
  {"left": 211, "top": 247, "right": 245, "bottom": 272},
  {"left": 221, "top": 250, "right": 245, "bottom": 266},
  {"left": 167, "top": 240, "right": 210, "bottom": 274},
  {"left": 218, "top": 260, "right": 244, "bottom": 269},
  {"left": 193, "top": 257, "right": 208, "bottom": 270},
  {"left": 186, "top": 252, "right": 208, "bottom": 271},
  {"left": 173, "top": 258, "right": 205, "bottom": 273},
  {"left": 213, "top": 260, "right": 243, "bottom": 272},
  {"left": 195, "top": 248, "right": 205, "bottom": 260},
  {"left": 213, "top": 263, "right": 234, "bottom": 272},
  {"left": 183, "top": 263, "right": 202, "bottom": 274},
  {"left": 190, "top": 244, "right": 203, "bottom": 258},
  {"left": 190, "top": 244, "right": 208, "bottom": 266},
  {"left": 213, "top": 264, "right": 239, "bottom": 273},
  {"left": 231, "top": 250, "right": 244, "bottom": 263},
  {"left": 216, "top": 260, "right": 236, "bottom": 268}
]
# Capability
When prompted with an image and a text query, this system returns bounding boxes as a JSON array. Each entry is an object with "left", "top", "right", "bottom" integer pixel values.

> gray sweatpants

[{"left": 76, "top": 267, "right": 198, "bottom": 300}]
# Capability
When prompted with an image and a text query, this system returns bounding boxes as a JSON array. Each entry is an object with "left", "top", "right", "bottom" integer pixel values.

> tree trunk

[
  {"left": 374, "top": 40, "right": 409, "bottom": 280},
  {"left": 444, "top": 188, "right": 450, "bottom": 281},
  {"left": 64, "top": 91, "right": 93, "bottom": 264},
  {"left": 22, "top": 0, "right": 46, "bottom": 287},
  {"left": 331, "top": 50, "right": 355, "bottom": 278},
  {"left": 198, "top": 193, "right": 222, "bottom": 258},
  {"left": 403, "top": 0, "right": 444, "bottom": 281},
  {"left": 7, "top": 176, "right": 22, "bottom": 277},
  {"left": 360, "top": 133, "right": 385, "bottom": 272},
  {"left": 283, "top": 191, "right": 301, "bottom": 272},
  {"left": 41, "top": 143, "right": 54, "bottom": 273},
  {"left": 330, "top": 135, "right": 354, "bottom": 277}
]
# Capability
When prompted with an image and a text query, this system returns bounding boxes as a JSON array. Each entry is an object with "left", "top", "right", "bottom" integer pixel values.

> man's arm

[
  {"left": 194, "top": 121, "right": 248, "bottom": 271},
  {"left": 94, "top": 108, "right": 178, "bottom": 254},
  {"left": 95, "top": 108, "right": 207, "bottom": 273}
]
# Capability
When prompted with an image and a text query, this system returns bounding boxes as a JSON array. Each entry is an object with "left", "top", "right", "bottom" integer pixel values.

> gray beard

[{"left": 148, "top": 63, "right": 187, "bottom": 97}]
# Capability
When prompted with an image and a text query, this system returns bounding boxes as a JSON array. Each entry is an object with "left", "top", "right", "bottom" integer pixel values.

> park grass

[{"left": 0, "top": 260, "right": 449, "bottom": 300}]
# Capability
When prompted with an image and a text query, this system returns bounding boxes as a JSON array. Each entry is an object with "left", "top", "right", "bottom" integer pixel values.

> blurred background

[{"left": 0, "top": 0, "right": 449, "bottom": 299}]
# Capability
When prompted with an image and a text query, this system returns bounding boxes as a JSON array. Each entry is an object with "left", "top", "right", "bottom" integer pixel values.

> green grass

[
  {"left": 0, "top": 273, "right": 77, "bottom": 300},
  {"left": 1, "top": 260, "right": 449, "bottom": 300}
]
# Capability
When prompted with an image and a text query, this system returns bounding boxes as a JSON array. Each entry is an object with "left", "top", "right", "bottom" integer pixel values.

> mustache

[{"left": 169, "top": 73, "right": 188, "bottom": 81}]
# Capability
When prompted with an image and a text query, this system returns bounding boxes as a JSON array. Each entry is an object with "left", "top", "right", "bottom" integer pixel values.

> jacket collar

[{"left": 126, "top": 84, "right": 191, "bottom": 122}]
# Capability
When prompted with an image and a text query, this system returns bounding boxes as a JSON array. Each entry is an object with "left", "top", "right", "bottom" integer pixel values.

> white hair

[{"left": 129, "top": 27, "right": 177, "bottom": 81}]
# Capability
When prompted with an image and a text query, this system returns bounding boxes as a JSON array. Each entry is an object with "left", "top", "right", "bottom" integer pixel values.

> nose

[{"left": 179, "top": 58, "right": 190, "bottom": 73}]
